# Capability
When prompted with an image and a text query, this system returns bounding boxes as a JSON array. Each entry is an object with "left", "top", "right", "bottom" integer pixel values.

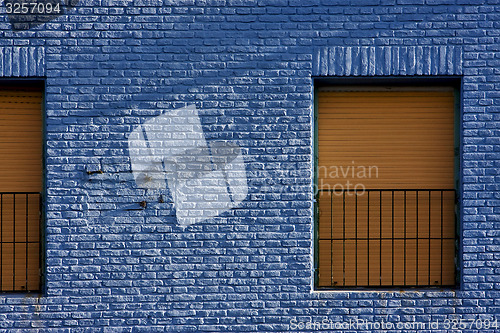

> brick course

[{"left": 0, "top": 0, "right": 498, "bottom": 332}]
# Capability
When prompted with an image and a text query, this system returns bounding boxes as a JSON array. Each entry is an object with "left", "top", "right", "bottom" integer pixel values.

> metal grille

[
  {"left": 0, "top": 192, "right": 41, "bottom": 292},
  {"left": 317, "top": 189, "right": 456, "bottom": 288}
]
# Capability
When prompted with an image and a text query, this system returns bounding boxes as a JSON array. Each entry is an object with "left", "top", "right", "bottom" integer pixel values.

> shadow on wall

[{"left": 4, "top": 0, "right": 79, "bottom": 30}]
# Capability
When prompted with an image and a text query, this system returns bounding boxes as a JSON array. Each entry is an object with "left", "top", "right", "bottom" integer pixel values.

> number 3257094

[{"left": 5, "top": 2, "right": 61, "bottom": 14}]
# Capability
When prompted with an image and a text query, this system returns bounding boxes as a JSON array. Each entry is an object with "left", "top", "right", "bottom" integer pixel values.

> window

[
  {"left": 315, "top": 86, "right": 457, "bottom": 288},
  {"left": 0, "top": 84, "right": 43, "bottom": 292}
]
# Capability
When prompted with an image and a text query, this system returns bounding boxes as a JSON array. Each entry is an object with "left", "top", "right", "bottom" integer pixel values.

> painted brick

[
  {"left": 0, "top": 47, "right": 44, "bottom": 77},
  {"left": 0, "top": 0, "right": 496, "bottom": 332},
  {"left": 313, "top": 45, "right": 463, "bottom": 76}
]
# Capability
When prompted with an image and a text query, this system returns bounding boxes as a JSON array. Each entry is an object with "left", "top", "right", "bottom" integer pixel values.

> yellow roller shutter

[
  {"left": 0, "top": 87, "right": 42, "bottom": 292},
  {"left": 317, "top": 89, "right": 456, "bottom": 288},
  {"left": 318, "top": 90, "right": 455, "bottom": 190}
]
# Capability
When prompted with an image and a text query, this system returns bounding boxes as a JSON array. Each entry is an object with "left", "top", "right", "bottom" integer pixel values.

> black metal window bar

[
  {"left": 317, "top": 189, "right": 456, "bottom": 288},
  {"left": 0, "top": 192, "right": 41, "bottom": 292}
]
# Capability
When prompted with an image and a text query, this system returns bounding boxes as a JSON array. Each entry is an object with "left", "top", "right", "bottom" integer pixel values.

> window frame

[
  {"left": 312, "top": 77, "right": 462, "bottom": 291},
  {"left": 0, "top": 79, "right": 45, "bottom": 294}
]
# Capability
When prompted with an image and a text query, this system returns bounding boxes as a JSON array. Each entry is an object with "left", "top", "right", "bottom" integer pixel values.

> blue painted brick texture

[{"left": 0, "top": 0, "right": 498, "bottom": 332}]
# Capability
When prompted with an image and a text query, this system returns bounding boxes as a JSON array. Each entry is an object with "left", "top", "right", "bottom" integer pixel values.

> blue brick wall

[{"left": 0, "top": 0, "right": 498, "bottom": 332}]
